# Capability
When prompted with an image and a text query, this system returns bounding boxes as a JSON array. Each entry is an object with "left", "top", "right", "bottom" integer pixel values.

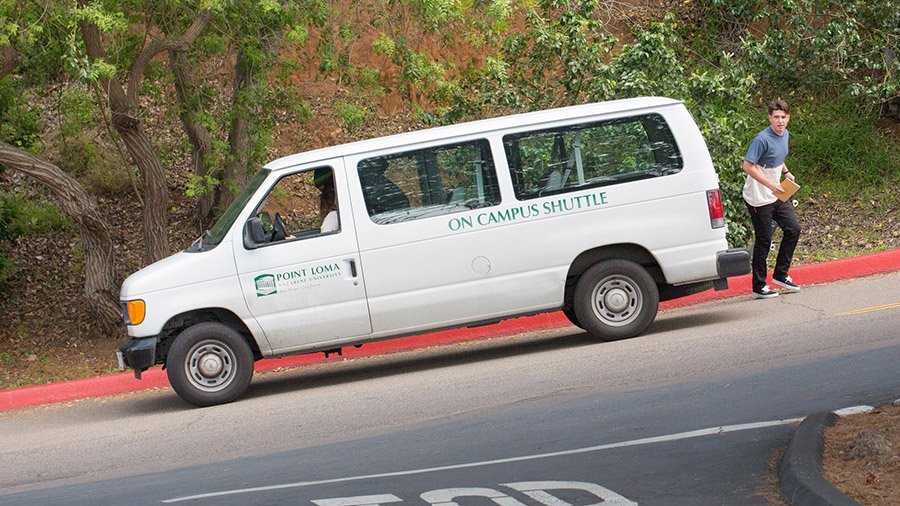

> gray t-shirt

[{"left": 744, "top": 126, "right": 789, "bottom": 168}]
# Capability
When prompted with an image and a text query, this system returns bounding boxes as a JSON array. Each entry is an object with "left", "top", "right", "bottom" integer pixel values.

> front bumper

[{"left": 117, "top": 337, "right": 158, "bottom": 379}]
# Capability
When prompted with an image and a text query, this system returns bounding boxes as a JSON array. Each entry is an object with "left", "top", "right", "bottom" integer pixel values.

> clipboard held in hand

[{"left": 773, "top": 179, "right": 800, "bottom": 201}]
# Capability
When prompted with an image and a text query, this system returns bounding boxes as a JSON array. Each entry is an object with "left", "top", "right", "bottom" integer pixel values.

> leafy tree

[
  {"left": 713, "top": 0, "right": 899, "bottom": 116},
  {"left": 0, "top": 1, "right": 120, "bottom": 330},
  {"left": 362, "top": 0, "right": 511, "bottom": 114},
  {"left": 163, "top": 0, "right": 327, "bottom": 224},
  {"left": 76, "top": 2, "right": 212, "bottom": 264}
]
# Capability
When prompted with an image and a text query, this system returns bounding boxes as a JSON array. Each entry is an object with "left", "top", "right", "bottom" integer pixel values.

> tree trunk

[
  {"left": 217, "top": 31, "right": 285, "bottom": 210},
  {"left": 79, "top": 9, "right": 211, "bottom": 264},
  {"left": 115, "top": 121, "right": 171, "bottom": 264},
  {"left": 217, "top": 49, "right": 253, "bottom": 212},
  {"left": 0, "top": 141, "right": 121, "bottom": 334},
  {"left": 0, "top": 46, "right": 22, "bottom": 78},
  {"left": 169, "top": 50, "right": 215, "bottom": 224}
]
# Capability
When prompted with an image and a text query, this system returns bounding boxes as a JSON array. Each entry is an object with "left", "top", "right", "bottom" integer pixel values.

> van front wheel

[
  {"left": 166, "top": 322, "right": 254, "bottom": 407},
  {"left": 574, "top": 259, "right": 659, "bottom": 341}
]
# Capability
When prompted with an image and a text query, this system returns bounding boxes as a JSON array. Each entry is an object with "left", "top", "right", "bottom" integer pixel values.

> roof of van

[{"left": 265, "top": 96, "right": 682, "bottom": 171}]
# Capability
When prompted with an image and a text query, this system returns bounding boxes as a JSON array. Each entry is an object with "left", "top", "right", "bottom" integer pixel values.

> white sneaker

[
  {"left": 752, "top": 286, "right": 779, "bottom": 299},
  {"left": 772, "top": 275, "right": 800, "bottom": 293}
]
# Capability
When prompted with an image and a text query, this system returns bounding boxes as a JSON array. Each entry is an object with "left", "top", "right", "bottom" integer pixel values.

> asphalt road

[{"left": 1, "top": 272, "right": 898, "bottom": 505}]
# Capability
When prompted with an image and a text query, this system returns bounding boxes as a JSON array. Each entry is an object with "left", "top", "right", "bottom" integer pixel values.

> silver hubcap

[
  {"left": 591, "top": 275, "right": 643, "bottom": 327},
  {"left": 199, "top": 354, "right": 224, "bottom": 377},
  {"left": 186, "top": 340, "right": 236, "bottom": 392},
  {"left": 604, "top": 287, "right": 629, "bottom": 312}
]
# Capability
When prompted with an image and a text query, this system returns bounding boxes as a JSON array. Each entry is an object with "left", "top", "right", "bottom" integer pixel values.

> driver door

[{"left": 233, "top": 161, "right": 372, "bottom": 354}]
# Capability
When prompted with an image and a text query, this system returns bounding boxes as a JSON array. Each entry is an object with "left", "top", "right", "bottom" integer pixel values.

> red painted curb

[{"left": 2, "top": 249, "right": 897, "bottom": 412}]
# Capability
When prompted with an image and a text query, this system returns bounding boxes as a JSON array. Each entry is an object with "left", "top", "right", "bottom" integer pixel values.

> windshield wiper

[{"left": 188, "top": 230, "right": 210, "bottom": 251}]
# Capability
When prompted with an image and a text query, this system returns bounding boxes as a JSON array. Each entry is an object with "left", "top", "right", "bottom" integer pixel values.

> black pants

[{"left": 745, "top": 199, "right": 801, "bottom": 292}]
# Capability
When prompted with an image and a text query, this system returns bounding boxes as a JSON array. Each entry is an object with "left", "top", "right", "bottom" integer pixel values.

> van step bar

[{"left": 323, "top": 344, "right": 363, "bottom": 358}]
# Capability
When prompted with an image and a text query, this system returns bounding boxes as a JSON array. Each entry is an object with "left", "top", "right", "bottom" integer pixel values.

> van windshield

[{"left": 187, "top": 169, "right": 270, "bottom": 252}]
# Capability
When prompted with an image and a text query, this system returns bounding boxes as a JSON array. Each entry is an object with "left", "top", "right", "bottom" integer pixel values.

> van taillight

[{"left": 707, "top": 189, "right": 725, "bottom": 228}]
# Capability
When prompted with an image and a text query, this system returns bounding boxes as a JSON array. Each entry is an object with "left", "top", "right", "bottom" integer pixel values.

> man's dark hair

[{"left": 768, "top": 98, "right": 790, "bottom": 115}]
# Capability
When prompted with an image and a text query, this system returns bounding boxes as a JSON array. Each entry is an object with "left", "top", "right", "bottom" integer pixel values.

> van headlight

[{"left": 124, "top": 300, "right": 146, "bottom": 326}]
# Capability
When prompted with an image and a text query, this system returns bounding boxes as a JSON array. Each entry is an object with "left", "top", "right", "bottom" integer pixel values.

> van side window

[
  {"left": 358, "top": 139, "right": 500, "bottom": 225},
  {"left": 245, "top": 167, "right": 340, "bottom": 246},
  {"left": 503, "top": 113, "right": 682, "bottom": 200}
]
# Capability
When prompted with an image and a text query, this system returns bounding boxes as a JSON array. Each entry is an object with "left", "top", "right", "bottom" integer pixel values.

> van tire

[
  {"left": 166, "top": 322, "right": 254, "bottom": 407},
  {"left": 574, "top": 259, "right": 659, "bottom": 341},
  {"left": 562, "top": 306, "right": 582, "bottom": 329}
]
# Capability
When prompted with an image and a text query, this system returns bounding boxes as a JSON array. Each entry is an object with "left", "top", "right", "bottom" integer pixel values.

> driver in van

[{"left": 315, "top": 168, "right": 339, "bottom": 234}]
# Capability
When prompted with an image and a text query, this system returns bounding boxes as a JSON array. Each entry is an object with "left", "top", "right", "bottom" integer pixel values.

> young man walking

[{"left": 742, "top": 98, "right": 802, "bottom": 299}]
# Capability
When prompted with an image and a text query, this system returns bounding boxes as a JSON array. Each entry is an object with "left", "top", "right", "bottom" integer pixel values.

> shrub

[
  {"left": 0, "top": 79, "right": 42, "bottom": 151},
  {"left": 789, "top": 98, "right": 900, "bottom": 196},
  {"left": 0, "top": 194, "right": 72, "bottom": 283},
  {"left": 334, "top": 100, "right": 368, "bottom": 132}
]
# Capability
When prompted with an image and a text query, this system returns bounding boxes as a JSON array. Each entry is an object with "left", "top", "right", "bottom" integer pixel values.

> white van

[{"left": 118, "top": 97, "right": 749, "bottom": 406}]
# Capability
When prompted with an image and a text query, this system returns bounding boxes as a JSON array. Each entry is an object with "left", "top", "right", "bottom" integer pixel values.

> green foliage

[
  {"left": 789, "top": 98, "right": 900, "bottom": 195},
  {"left": 53, "top": 83, "right": 130, "bottom": 195},
  {"left": 65, "top": 2, "right": 131, "bottom": 83},
  {"left": 363, "top": 0, "right": 512, "bottom": 109},
  {"left": 58, "top": 84, "right": 95, "bottom": 138},
  {"left": 0, "top": 78, "right": 41, "bottom": 151},
  {"left": 223, "top": 0, "right": 328, "bottom": 165},
  {"left": 729, "top": 0, "right": 899, "bottom": 111},
  {"left": 0, "top": 194, "right": 71, "bottom": 240},
  {"left": 334, "top": 100, "right": 368, "bottom": 132},
  {"left": 185, "top": 174, "right": 221, "bottom": 199},
  {"left": 525, "top": 0, "right": 617, "bottom": 105},
  {"left": 2, "top": 0, "right": 896, "bottom": 260}
]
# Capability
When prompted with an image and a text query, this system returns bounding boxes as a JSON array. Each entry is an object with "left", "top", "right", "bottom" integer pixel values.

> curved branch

[
  {"left": 0, "top": 141, "right": 121, "bottom": 332},
  {"left": 126, "top": 9, "right": 211, "bottom": 100}
]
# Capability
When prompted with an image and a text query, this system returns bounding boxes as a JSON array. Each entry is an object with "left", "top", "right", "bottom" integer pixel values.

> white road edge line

[
  {"left": 833, "top": 405, "right": 874, "bottom": 417},
  {"left": 162, "top": 417, "right": 804, "bottom": 503}
]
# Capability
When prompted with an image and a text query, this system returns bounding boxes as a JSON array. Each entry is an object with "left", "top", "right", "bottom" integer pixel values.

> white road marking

[
  {"left": 504, "top": 481, "right": 636, "bottom": 506},
  {"left": 833, "top": 405, "right": 874, "bottom": 417},
  {"left": 162, "top": 417, "right": 803, "bottom": 503},
  {"left": 313, "top": 494, "right": 404, "bottom": 506},
  {"left": 420, "top": 487, "right": 526, "bottom": 506}
]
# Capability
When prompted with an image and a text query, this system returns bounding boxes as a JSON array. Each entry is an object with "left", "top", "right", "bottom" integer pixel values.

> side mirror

[{"left": 244, "top": 217, "right": 268, "bottom": 248}]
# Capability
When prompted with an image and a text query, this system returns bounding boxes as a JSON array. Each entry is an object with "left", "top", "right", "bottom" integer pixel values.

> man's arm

[
  {"left": 743, "top": 160, "right": 785, "bottom": 193},
  {"left": 782, "top": 163, "right": 795, "bottom": 182}
]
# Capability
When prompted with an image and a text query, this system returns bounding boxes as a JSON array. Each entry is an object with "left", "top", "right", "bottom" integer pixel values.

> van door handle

[{"left": 346, "top": 259, "right": 358, "bottom": 278}]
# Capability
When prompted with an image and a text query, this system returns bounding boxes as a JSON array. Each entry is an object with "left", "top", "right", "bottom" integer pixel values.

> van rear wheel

[
  {"left": 166, "top": 322, "right": 254, "bottom": 407},
  {"left": 573, "top": 259, "right": 659, "bottom": 341}
]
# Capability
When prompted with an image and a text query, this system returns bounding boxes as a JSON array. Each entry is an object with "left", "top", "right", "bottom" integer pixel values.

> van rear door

[{"left": 233, "top": 159, "right": 372, "bottom": 354}]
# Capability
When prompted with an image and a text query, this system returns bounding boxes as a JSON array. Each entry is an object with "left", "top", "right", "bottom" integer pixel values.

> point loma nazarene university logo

[{"left": 254, "top": 274, "right": 277, "bottom": 297}]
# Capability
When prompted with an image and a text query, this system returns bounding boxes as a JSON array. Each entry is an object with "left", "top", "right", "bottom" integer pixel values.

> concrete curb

[
  {"left": 779, "top": 412, "right": 859, "bottom": 506},
  {"left": 1, "top": 248, "right": 898, "bottom": 412}
]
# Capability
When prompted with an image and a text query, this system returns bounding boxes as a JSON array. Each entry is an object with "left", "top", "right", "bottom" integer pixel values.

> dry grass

[{"left": 823, "top": 404, "right": 900, "bottom": 505}]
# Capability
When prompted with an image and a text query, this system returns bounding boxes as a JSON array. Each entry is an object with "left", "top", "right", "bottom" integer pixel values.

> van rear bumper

[
  {"left": 117, "top": 337, "right": 158, "bottom": 379},
  {"left": 716, "top": 248, "right": 751, "bottom": 278}
]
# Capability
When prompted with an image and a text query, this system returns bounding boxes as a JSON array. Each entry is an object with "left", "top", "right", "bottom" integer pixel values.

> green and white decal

[
  {"left": 448, "top": 191, "right": 608, "bottom": 232},
  {"left": 254, "top": 274, "right": 277, "bottom": 297},
  {"left": 253, "top": 262, "right": 343, "bottom": 298}
]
